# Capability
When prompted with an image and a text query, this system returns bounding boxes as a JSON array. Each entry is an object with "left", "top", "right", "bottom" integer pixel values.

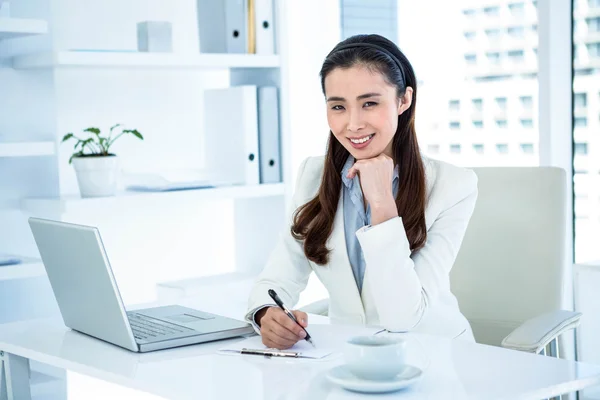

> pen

[
  {"left": 241, "top": 348, "right": 299, "bottom": 358},
  {"left": 268, "top": 289, "right": 315, "bottom": 347}
]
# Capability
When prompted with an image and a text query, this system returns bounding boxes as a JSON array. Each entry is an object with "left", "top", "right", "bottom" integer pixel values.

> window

[
  {"left": 341, "top": 1, "right": 398, "bottom": 41},
  {"left": 496, "top": 144, "right": 509, "bottom": 153},
  {"left": 472, "top": 98, "right": 483, "bottom": 110},
  {"left": 487, "top": 52, "right": 502, "bottom": 64},
  {"left": 507, "top": 26, "right": 525, "bottom": 38},
  {"left": 587, "top": 17, "right": 600, "bottom": 33},
  {"left": 520, "top": 95, "right": 533, "bottom": 108},
  {"left": 575, "top": 93, "right": 587, "bottom": 108},
  {"left": 520, "top": 119, "right": 534, "bottom": 128},
  {"left": 575, "top": 117, "right": 588, "bottom": 127},
  {"left": 450, "top": 144, "right": 461, "bottom": 153},
  {"left": 495, "top": 97, "right": 508, "bottom": 109},
  {"left": 475, "top": 75, "right": 512, "bottom": 82},
  {"left": 484, "top": 6, "right": 500, "bottom": 16},
  {"left": 473, "top": 144, "right": 485, "bottom": 154},
  {"left": 427, "top": 144, "right": 440, "bottom": 154},
  {"left": 508, "top": 3, "right": 525, "bottom": 16},
  {"left": 587, "top": 43, "right": 600, "bottom": 58},
  {"left": 572, "top": 0, "right": 598, "bottom": 266},
  {"left": 485, "top": 28, "right": 502, "bottom": 39},
  {"left": 465, "top": 54, "right": 477, "bottom": 64},
  {"left": 400, "top": 0, "right": 539, "bottom": 176},
  {"left": 575, "top": 142, "right": 589, "bottom": 155},
  {"left": 508, "top": 50, "right": 525, "bottom": 62},
  {"left": 520, "top": 143, "right": 534, "bottom": 153}
]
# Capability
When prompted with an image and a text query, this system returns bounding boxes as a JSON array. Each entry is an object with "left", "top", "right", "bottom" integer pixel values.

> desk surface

[{"left": 1, "top": 299, "right": 600, "bottom": 400}]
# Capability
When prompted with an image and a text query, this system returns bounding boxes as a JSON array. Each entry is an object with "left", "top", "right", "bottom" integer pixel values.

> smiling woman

[{"left": 245, "top": 34, "right": 480, "bottom": 351}]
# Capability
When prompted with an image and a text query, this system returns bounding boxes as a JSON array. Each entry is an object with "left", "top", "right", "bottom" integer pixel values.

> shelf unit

[
  {"left": 21, "top": 183, "right": 286, "bottom": 217},
  {"left": 0, "top": 257, "right": 45, "bottom": 281},
  {"left": 12, "top": 51, "right": 280, "bottom": 69},
  {"left": 30, "top": 370, "right": 65, "bottom": 398},
  {"left": 0, "top": 141, "right": 55, "bottom": 157},
  {"left": 0, "top": 17, "right": 48, "bottom": 40}
]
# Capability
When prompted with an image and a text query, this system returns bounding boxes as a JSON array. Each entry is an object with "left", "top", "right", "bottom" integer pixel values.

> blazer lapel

[{"left": 325, "top": 190, "right": 365, "bottom": 319}]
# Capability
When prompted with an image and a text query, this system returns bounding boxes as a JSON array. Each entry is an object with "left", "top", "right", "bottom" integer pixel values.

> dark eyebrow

[{"left": 326, "top": 93, "right": 382, "bottom": 102}]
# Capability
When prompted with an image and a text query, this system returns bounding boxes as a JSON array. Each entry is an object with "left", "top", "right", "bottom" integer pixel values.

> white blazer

[{"left": 246, "top": 155, "right": 478, "bottom": 340}]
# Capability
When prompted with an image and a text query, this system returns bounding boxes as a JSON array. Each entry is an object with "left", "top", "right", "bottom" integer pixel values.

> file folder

[
  {"left": 254, "top": 0, "right": 275, "bottom": 54},
  {"left": 225, "top": 0, "right": 249, "bottom": 53},
  {"left": 204, "top": 86, "right": 260, "bottom": 185},
  {"left": 257, "top": 87, "right": 282, "bottom": 183},
  {"left": 196, "top": 0, "right": 227, "bottom": 53}
]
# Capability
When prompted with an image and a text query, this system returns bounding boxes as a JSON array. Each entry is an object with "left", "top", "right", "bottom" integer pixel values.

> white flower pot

[{"left": 72, "top": 155, "right": 119, "bottom": 198}]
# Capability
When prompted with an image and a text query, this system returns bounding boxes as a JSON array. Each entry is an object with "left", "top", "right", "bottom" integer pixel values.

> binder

[
  {"left": 257, "top": 87, "right": 282, "bottom": 183},
  {"left": 225, "top": 0, "right": 249, "bottom": 53},
  {"left": 254, "top": 0, "right": 275, "bottom": 54},
  {"left": 204, "top": 86, "right": 260, "bottom": 185},
  {"left": 196, "top": 0, "right": 227, "bottom": 53}
]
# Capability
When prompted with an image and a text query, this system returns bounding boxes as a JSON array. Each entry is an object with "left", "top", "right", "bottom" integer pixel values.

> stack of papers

[
  {"left": 219, "top": 324, "right": 384, "bottom": 359},
  {"left": 123, "top": 170, "right": 214, "bottom": 192}
]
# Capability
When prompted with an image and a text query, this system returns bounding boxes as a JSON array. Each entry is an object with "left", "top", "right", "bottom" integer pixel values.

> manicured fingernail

[
  {"left": 300, "top": 331, "right": 306, "bottom": 338},
  {"left": 301, "top": 318, "right": 306, "bottom": 324}
]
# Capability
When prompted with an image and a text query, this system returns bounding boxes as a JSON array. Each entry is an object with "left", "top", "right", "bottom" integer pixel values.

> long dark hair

[{"left": 291, "top": 34, "right": 427, "bottom": 265}]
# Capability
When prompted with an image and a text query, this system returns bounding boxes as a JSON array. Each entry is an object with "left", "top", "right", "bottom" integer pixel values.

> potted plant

[{"left": 61, "top": 124, "right": 143, "bottom": 198}]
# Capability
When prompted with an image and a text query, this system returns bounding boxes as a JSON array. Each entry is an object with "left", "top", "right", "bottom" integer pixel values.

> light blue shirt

[{"left": 341, "top": 156, "right": 400, "bottom": 293}]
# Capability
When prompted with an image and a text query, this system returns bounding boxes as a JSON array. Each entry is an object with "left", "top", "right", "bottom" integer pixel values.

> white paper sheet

[{"left": 219, "top": 324, "right": 384, "bottom": 359}]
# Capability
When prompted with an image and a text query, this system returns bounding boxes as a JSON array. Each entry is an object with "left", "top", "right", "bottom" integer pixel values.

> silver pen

[{"left": 241, "top": 348, "right": 300, "bottom": 358}]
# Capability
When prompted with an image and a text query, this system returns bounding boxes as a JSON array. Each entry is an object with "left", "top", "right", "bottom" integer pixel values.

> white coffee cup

[{"left": 344, "top": 336, "right": 407, "bottom": 381}]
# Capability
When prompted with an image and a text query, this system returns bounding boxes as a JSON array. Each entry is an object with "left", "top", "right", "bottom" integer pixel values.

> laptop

[{"left": 28, "top": 217, "right": 254, "bottom": 353}]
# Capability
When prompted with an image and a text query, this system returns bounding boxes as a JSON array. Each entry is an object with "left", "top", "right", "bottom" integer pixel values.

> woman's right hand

[{"left": 255, "top": 307, "right": 308, "bottom": 350}]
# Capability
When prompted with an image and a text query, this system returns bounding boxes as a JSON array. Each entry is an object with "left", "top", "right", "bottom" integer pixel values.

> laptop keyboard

[{"left": 128, "top": 312, "right": 194, "bottom": 341}]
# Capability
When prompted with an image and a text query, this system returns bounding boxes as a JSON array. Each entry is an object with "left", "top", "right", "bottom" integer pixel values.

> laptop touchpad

[{"left": 167, "top": 313, "right": 212, "bottom": 323}]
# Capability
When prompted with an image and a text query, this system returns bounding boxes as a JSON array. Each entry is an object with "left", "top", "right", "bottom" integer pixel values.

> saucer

[{"left": 326, "top": 364, "right": 423, "bottom": 394}]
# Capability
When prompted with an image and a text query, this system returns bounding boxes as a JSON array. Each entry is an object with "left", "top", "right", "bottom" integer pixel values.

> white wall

[{"left": 280, "top": 0, "right": 340, "bottom": 195}]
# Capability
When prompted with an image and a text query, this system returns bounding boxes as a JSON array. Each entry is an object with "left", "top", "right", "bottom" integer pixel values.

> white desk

[{"left": 1, "top": 298, "right": 600, "bottom": 400}]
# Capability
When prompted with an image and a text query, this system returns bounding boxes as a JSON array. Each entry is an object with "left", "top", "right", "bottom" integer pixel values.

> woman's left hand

[{"left": 346, "top": 154, "right": 399, "bottom": 225}]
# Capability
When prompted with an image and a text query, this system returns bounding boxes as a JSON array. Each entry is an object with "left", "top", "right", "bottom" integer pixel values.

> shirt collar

[{"left": 341, "top": 155, "right": 400, "bottom": 189}]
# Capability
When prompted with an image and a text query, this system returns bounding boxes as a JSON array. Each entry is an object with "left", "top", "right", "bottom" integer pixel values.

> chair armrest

[
  {"left": 299, "top": 299, "right": 329, "bottom": 316},
  {"left": 501, "top": 310, "right": 582, "bottom": 353}
]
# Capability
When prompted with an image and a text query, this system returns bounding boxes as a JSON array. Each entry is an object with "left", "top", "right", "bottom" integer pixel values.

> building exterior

[{"left": 416, "top": 0, "right": 599, "bottom": 262}]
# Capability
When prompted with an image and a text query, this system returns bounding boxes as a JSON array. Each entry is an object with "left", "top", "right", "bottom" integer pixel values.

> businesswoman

[{"left": 246, "top": 34, "right": 478, "bottom": 350}]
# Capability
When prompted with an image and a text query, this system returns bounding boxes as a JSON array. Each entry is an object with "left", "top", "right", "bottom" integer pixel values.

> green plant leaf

[
  {"left": 124, "top": 129, "right": 144, "bottom": 140},
  {"left": 68, "top": 151, "right": 84, "bottom": 164},
  {"left": 62, "top": 133, "right": 74, "bottom": 142},
  {"left": 109, "top": 123, "right": 122, "bottom": 133},
  {"left": 84, "top": 127, "right": 101, "bottom": 136}
]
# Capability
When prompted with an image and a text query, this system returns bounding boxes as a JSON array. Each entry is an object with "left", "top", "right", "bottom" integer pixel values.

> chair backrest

[{"left": 450, "top": 167, "right": 567, "bottom": 346}]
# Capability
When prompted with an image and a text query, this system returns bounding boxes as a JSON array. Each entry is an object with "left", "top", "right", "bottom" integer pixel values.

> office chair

[{"left": 450, "top": 167, "right": 580, "bottom": 357}]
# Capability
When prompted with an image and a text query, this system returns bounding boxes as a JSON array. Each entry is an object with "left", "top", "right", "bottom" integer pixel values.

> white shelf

[
  {"left": 30, "top": 370, "right": 64, "bottom": 398},
  {"left": 0, "top": 18, "right": 48, "bottom": 40},
  {"left": 12, "top": 51, "right": 281, "bottom": 69},
  {"left": 0, "top": 257, "right": 45, "bottom": 281},
  {"left": 0, "top": 141, "right": 55, "bottom": 157},
  {"left": 21, "top": 183, "right": 286, "bottom": 216}
]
